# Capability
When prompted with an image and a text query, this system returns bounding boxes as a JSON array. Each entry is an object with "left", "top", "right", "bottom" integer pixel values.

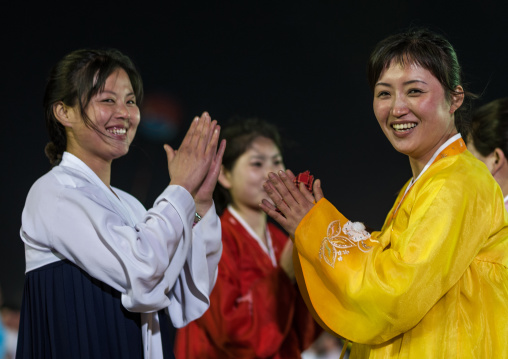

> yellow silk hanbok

[{"left": 294, "top": 137, "right": 508, "bottom": 358}]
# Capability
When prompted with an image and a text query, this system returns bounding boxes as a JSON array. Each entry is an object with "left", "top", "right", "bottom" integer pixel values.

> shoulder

[
  {"left": 216, "top": 210, "right": 244, "bottom": 262},
  {"left": 23, "top": 166, "right": 112, "bottom": 225},
  {"left": 219, "top": 210, "right": 240, "bottom": 240},
  {"left": 410, "top": 152, "right": 503, "bottom": 220},
  {"left": 422, "top": 152, "right": 497, "bottom": 196}
]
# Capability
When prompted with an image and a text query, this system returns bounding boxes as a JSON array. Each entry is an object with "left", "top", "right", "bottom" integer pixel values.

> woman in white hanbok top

[{"left": 17, "top": 49, "right": 225, "bottom": 359}]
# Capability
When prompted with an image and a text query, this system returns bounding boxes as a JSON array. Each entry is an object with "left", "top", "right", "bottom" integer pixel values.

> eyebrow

[
  {"left": 375, "top": 80, "right": 428, "bottom": 87},
  {"left": 249, "top": 154, "right": 282, "bottom": 160},
  {"left": 101, "top": 90, "right": 136, "bottom": 97}
]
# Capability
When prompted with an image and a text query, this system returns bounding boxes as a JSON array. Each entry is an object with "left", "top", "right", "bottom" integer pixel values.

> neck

[
  {"left": 494, "top": 161, "right": 508, "bottom": 198},
  {"left": 230, "top": 203, "right": 267, "bottom": 243},
  {"left": 408, "top": 131, "right": 458, "bottom": 179},
  {"left": 67, "top": 148, "right": 113, "bottom": 187}
]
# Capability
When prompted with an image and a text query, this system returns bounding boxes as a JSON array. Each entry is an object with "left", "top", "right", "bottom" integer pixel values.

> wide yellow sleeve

[{"left": 294, "top": 166, "right": 501, "bottom": 345}]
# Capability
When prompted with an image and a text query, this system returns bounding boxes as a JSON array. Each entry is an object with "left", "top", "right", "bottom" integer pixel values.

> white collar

[
  {"left": 60, "top": 152, "right": 137, "bottom": 225},
  {"left": 412, "top": 133, "right": 462, "bottom": 184},
  {"left": 227, "top": 205, "right": 277, "bottom": 266},
  {"left": 394, "top": 134, "right": 462, "bottom": 218},
  {"left": 406, "top": 133, "right": 462, "bottom": 193}
]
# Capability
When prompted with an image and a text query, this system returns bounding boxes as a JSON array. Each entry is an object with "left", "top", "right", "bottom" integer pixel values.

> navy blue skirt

[{"left": 16, "top": 260, "right": 175, "bottom": 359}]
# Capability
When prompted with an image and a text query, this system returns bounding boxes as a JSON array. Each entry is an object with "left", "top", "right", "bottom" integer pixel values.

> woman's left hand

[
  {"left": 194, "top": 138, "right": 227, "bottom": 216},
  {"left": 260, "top": 169, "right": 323, "bottom": 239}
]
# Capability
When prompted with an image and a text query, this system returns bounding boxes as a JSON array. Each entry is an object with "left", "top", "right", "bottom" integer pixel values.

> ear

[
  {"left": 490, "top": 148, "right": 506, "bottom": 176},
  {"left": 218, "top": 165, "right": 232, "bottom": 189},
  {"left": 53, "top": 101, "right": 75, "bottom": 128},
  {"left": 449, "top": 85, "right": 465, "bottom": 114}
]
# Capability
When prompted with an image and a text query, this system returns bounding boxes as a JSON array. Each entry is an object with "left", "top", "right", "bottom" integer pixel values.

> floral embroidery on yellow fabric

[{"left": 319, "top": 220, "right": 374, "bottom": 267}]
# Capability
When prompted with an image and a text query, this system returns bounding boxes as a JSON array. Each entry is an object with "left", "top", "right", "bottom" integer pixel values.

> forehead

[
  {"left": 377, "top": 60, "right": 440, "bottom": 85},
  {"left": 244, "top": 136, "right": 281, "bottom": 156},
  {"left": 104, "top": 68, "right": 132, "bottom": 87}
]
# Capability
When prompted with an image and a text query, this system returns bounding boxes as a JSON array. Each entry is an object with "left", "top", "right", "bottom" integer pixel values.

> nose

[
  {"left": 391, "top": 95, "right": 409, "bottom": 118},
  {"left": 116, "top": 103, "right": 131, "bottom": 120},
  {"left": 266, "top": 163, "right": 284, "bottom": 178}
]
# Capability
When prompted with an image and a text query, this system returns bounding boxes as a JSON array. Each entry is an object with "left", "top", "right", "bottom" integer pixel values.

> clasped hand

[
  {"left": 164, "top": 112, "right": 226, "bottom": 215},
  {"left": 260, "top": 169, "right": 323, "bottom": 239}
]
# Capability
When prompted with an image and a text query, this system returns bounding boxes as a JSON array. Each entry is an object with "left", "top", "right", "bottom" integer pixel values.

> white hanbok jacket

[{"left": 20, "top": 152, "right": 222, "bottom": 358}]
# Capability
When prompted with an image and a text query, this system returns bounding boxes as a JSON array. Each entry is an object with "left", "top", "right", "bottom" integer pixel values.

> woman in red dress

[{"left": 174, "top": 117, "right": 321, "bottom": 358}]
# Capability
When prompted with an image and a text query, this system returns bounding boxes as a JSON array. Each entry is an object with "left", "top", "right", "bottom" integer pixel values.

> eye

[
  {"left": 376, "top": 91, "right": 390, "bottom": 98},
  {"left": 251, "top": 161, "right": 263, "bottom": 167},
  {"left": 408, "top": 89, "right": 424, "bottom": 96},
  {"left": 274, "top": 159, "right": 284, "bottom": 166},
  {"left": 102, "top": 98, "right": 115, "bottom": 103},
  {"left": 127, "top": 99, "right": 137, "bottom": 105}
]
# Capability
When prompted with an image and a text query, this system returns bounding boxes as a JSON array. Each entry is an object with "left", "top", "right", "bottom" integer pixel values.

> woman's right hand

[
  {"left": 260, "top": 169, "right": 324, "bottom": 239},
  {"left": 164, "top": 112, "right": 220, "bottom": 197}
]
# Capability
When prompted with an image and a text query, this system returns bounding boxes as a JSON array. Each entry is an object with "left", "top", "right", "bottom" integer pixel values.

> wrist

[{"left": 195, "top": 200, "right": 213, "bottom": 217}]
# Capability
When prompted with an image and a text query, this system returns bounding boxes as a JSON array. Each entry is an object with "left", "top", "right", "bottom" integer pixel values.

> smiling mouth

[
  {"left": 107, "top": 127, "right": 127, "bottom": 135},
  {"left": 392, "top": 123, "right": 417, "bottom": 132}
]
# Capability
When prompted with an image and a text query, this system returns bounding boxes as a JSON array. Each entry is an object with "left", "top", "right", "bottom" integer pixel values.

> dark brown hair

[
  {"left": 469, "top": 97, "right": 508, "bottom": 158},
  {"left": 43, "top": 49, "right": 143, "bottom": 166}
]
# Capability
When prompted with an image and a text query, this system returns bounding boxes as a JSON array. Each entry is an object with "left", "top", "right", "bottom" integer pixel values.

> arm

[
  {"left": 294, "top": 170, "right": 498, "bottom": 344},
  {"left": 21, "top": 113, "right": 224, "bottom": 313},
  {"left": 167, "top": 203, "right": 223, "bottom": 327}
]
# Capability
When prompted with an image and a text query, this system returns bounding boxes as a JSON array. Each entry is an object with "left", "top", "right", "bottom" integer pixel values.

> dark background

[{"left": 1, "top": 0, "right": 507, "bottom": 306}]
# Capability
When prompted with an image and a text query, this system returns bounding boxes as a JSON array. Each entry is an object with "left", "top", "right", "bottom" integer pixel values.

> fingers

[
  {"left": 285, "top": 168, "right": 296, "bottom": 181},
  {"left": 163, "top": 144, "right": 176, "bottom": 162},
  {"left": 180, "top": 116, "right": 199, "bottom": 148},
  {"left": 259, "top": 198, "right": 289, "bottom": 226},
  {"left": 214, "top": 139, "right": 227, "bottom": 168},
  {"left": 180, "top": 112, "right": 213, "bottom": 153},
  {"left": 204, "top": 123, "right": 220, "bottom": 158},
  {"left": 273, "top": 170, "right": 306, "bottom": 206},
  {"left": 263, "top": 178, "right": 290, "bottom": 213},
  {"left": 206, "top": 139, "right": 227, "bottom": 183},
  {"left": 189, "top": 112, "right": 211, "bottom": 153},
  {"left": 313, "top": 179, "right": 324, "bottom": 202},
  {"left": 299, "top": 182, "right": 316, "bottom": 203}
]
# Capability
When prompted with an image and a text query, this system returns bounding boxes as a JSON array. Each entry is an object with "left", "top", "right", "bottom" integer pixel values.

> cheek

[
  {"left": 131, "top": 110, "right": 141, "bottom": 128},
  {"left": 373, "top": 101, "right": 388, "bottom": 124}
]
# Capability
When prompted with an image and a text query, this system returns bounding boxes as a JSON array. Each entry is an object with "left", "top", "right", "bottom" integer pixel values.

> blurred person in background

[
  {"left": 1, "top": 300, "right": 19, "bottom": 359},
  {"left": 175, "top": 117, "right": 321, "bottom": 358},
  {"left": 467, "top": 97, "right": 508, "bottom": 210}
]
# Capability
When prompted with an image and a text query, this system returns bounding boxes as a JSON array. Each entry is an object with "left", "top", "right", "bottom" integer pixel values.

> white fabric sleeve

[
  {"left": 167, "top": 204, "right": 223, "bottom": 327},
  {"left": 21, "top": 173, "right": 219, "bottom": 313}
]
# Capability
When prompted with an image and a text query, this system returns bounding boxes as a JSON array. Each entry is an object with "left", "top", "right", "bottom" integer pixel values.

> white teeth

[
  {"left": 392, "top": 123, "right": 417, "bottom": 131},
  {"left": 107, "top": 128, "right": 127, "bottom": 135}
]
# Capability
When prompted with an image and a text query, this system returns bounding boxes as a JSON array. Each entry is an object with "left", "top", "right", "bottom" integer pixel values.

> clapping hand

[
  {"left": 260, "top": 169, "right": 323, "bottom": 239},
  {"left": 164, "top": 112, "right": 226, "bottom": 216}
]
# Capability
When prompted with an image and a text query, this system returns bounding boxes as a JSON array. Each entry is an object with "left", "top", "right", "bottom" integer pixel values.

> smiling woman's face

[
  {"left": 65, "top": 68, "right": 140, "bottom": 163},
  {"left": 373, "top": 61, "right": 458, "bottom": 167}
]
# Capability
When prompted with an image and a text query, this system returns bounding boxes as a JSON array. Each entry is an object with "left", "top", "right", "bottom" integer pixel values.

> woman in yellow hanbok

[{"left": 260, "top": 28, "right": 508, "bottom": 358}]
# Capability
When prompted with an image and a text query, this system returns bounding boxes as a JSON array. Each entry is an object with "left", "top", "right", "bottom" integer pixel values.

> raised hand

[
  {"left": 193, "top": 137, "right": 226, "bottom": 216},
  {"left": 164, "top": 112, "right": 219, "bottom": 197},
  {"left": 259, "top": 169, "right": 323, "bottom": 238}
]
